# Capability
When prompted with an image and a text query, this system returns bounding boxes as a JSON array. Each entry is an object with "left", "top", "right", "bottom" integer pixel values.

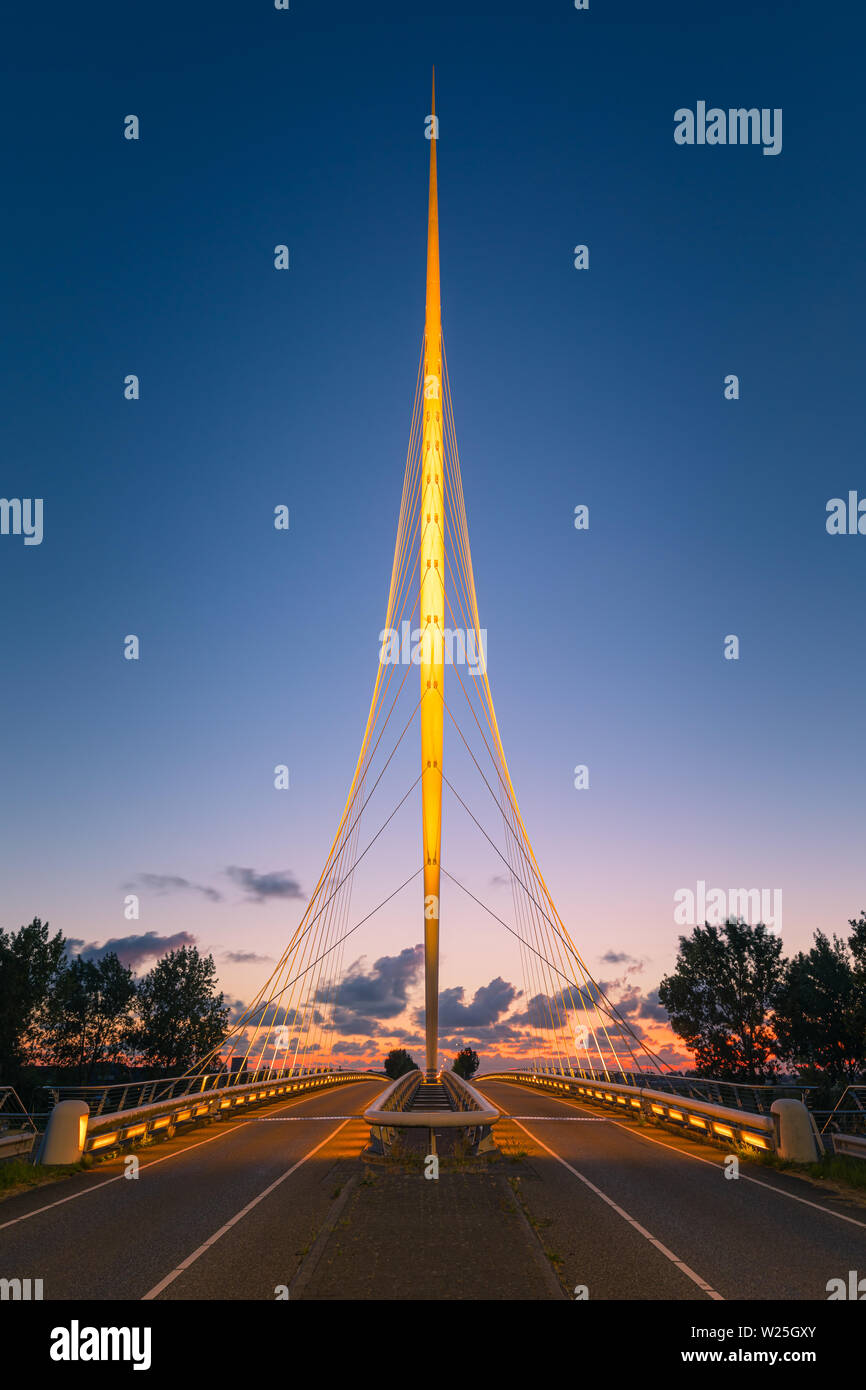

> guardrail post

[
  {"left": 771, "top": 1099, "right": 821, "bottom": 1161},
  {"left": 42, "top": 1100, "right": 90, "bottom": 1164}
]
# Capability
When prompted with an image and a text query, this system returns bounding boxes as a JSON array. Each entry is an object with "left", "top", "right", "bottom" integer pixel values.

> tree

[
  {"left": 848, "top": 910, "right": 866, "bottom": 1071},
  {"left": 43, "top": 952, "right": 136, "bottom": 1083},
  {"left": 452, "top": 1047, "right": 480, "bottom": 1080},
  {"left": 773, "top": 932, "right": 863, "bottom": 1083},
  {"left": 383, "top": 1048, "right": 418, "bottom": 1079},
  {"left": 133, "top": 945, "right": 228, "bottom": 1074},
  {"left": 0, "top": 918, "right": 67, "bottom": 1084},
  {"left": 658, "top": 919, "right": 784, "bottom": 1081}
]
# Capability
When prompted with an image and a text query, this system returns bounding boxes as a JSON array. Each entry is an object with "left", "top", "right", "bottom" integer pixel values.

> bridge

[{"left": 3, "top": 78, "right": 866, "bottom": 1319}]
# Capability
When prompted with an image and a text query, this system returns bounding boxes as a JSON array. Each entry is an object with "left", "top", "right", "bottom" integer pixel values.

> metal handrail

[
  {"left": 364, "top": 1068, "right": 499, "bottom": 1129},
  {"left": 374, "top": 1069, "right": 423, "bottom": 1113},
  {"left": 33, "top": 1064, "right": 366, "bottom": 1118},
  {"left": 819, "top": 1085, "right": 866, "bottom": 1133},
  {"left": 0, "top": 1087, "right": 36, "bottom": 1135},
  {"left": 39, "top": 1070, "right": 375, "bottom": 1157},
  {"left": 531, "top": 1066, "right": 813, "bottom": 1116},
  {"left": 483, "top": 1071, "right": 778, "bottom": 1149}
]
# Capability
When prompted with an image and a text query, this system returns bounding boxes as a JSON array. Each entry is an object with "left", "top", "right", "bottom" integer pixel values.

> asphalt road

[
  {"left": 476, "top": 1078, "right": 866, "bottom": 1301},
  {"left": 4, "top": 1074, "right": 865, "bottom": 1302},
  {"left": 0, "top": 1077, "right": 384, "bottom": 1301}
]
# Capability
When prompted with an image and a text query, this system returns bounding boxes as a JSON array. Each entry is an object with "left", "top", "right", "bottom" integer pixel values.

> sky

[{"left": 2, "top": 0, "right": 864, "bottom": 1074}]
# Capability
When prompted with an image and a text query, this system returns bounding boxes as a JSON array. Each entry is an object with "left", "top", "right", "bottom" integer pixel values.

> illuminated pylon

[
  {"left": 196, "top": 73, "right": 672, "bottom": 1091},
  {"left": 419, "top": 71, "right": 444, "bottom": 1079}
]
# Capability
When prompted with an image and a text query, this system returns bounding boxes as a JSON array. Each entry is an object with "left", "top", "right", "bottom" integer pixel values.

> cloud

[
  {"left": 439, "top": 1020, "right": 526, "bottom": 1047},
  {"left": 635, "top": 987, "right": 668, "bottom": 1022},
  {"left": 489, "top": 874, "right": 509, "bottom": 888},
  {"left": 326, "top": 945, "right": 424, "bottom": 1025},
  {"left": 68, "top": 931, "right": 197, "bottom": 970},
  {"left": 509, "top": 980, "right": 603, "bottom": 1025},
  {"left": 126, "top": 873, "right": 222, "bottom": 903},
  {"left": 225, "top": 866, "right": 305, "bottom": 902},
  {"left": 599, "top": 949, "right": 645, "bottom": 975},
  {"left": 434, "top": 976, "right": 519, "bottom": 1029},
  {"left": 223, "top": 950, "right": 273, "bottom": 964}
]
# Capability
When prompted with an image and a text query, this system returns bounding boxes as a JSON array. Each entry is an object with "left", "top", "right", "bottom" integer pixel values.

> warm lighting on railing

[
  {"left": 90, "top": 1132, "right": 119, "bottom": 1150},
  {"left": 742, "top": 1133, "right": 770, "bottom": 1150}
]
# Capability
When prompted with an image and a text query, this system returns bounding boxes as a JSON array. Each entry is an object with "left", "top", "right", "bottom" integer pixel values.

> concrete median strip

[{"left": 483, "top": 1089, "right": 724, "bottom": 1301}]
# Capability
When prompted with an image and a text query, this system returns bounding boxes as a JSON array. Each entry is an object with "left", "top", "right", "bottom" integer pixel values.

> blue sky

[{"left": 2, "top": 0, "right": 864, "bottom": 1068}]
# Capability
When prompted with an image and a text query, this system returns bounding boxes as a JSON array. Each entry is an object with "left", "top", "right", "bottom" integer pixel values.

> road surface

[{"left": 476, "top": 1077, "right": 866, "bottom": 1300}]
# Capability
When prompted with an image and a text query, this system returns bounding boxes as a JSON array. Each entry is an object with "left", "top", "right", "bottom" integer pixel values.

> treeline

[
  {"left": 659, "top": 910, "right": 866, "bottom": 1097},
  {"left": 0, "top": 917, "right": 229, "bottom": 1095}
]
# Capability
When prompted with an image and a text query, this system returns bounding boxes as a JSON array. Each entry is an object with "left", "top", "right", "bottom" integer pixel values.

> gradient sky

[{"left": 2, "top": 0, "right": 864, "bottom": 1072}]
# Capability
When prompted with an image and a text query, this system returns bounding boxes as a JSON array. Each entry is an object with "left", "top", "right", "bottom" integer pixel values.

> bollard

[
  {"left": 771, "top": 1098, "right": 822, "bottom": 1163},
  {"left": 41, "top": 1100, "right": 90, "bottom": 1165}
]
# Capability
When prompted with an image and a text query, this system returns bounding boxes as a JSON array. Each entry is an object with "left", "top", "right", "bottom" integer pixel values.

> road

[
  {"left": 0, "top": 1077, "right": 384, "bottom": 1301},
  {"left": 4, "top": 1073, "right": 865, "bottom": 1302},
  {"left": 475, "top": 1078, "right": 866, "bottom": 1300}
]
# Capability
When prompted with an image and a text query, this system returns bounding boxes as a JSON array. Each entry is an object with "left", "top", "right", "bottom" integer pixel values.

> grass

[
  {"left": 773, "top": 1152, "right": 866, "bottom": 1193},
  {"left": 0, "top": 1158, "right": 82, "bottom": 1197},
  {"left": 506, "top": 1173, "right": 567, "bottom": 1282}
]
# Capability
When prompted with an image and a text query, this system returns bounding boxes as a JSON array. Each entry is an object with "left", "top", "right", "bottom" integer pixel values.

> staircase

[{"left": 408, "top": 1082, "right": 453, "bottom": 1113}]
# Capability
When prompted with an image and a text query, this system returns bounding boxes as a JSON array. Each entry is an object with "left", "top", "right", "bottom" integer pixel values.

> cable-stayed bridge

[{"left": 4, "top": 78, "right": 866, "bottom": 1308}]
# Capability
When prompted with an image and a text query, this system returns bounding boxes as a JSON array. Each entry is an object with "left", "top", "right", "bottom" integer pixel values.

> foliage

[
  {"left": 0, "top": 918, "right": 66, "bottom": 1085},
  {"left": 132, "top": 945, "right": 228, "bottom": 1074},
  {"left": 383, "top": 1047, "right": 418, "bottom": 1079},
  {"left": 773, "top": 932, "right": 864, "bottom": 1083},
  {"left": 452, "top": 1046, "right": 480, "bottom": 1079},
  {"left": 41, "top": 952, "right": 137, "bottom": 1083},
  {"left": 658, "top": 919, "right": 784, "bottom": 1081}
]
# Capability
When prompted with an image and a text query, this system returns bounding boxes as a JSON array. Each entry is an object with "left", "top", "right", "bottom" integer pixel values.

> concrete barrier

[
  {"left": 771, "top": 1098, "right": 823, "bottom": 1162},
  {"left": 41, "top": 1100, "right": 90, "bottom": 1165}
]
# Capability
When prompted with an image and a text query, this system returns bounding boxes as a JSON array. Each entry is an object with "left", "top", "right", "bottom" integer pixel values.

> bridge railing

[
  {"left": 483, "top": 1071, "right": 826, "bottom": 1161},
  {"left": 36, "top": 1069, "right": 378, "bottom": 1162},
  {"left": 363, "top": 1068, "right": 499, "bottom": 1156},
  {"left": 0, "top": 1087, "right": 37, "bottom": 1162},
  {"left": 530, "top": 1066, "right": 814, "bottom": 1116},
  {"left": 817, "top": 1085, "right": 866, "bottom": 1135},
  {"left": 32, "top": 1064, "right": 355, "bottom": 1120},
  {"left": 370, "top": 1069, "right": 423, "bottom": 1114}
]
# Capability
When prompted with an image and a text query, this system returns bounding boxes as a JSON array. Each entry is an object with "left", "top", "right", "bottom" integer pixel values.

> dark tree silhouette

[
  {"left": 0, "top": 917, "right": 66, "bottom": 1086},
  {"left": 383, "top": 1047, "right": 418, "bottom": 1079},
  {"left": 452, "top": 1047, "right": 480, "bottom": 1080},
  {"left": 133, "top": 945, "right": 228, "bottom": 1075},
  {"left": 658, "top": 919, "right": 784, "bottom": 1081},
  {"left": 44, "top": 951, "right": 137, "bottom": 1083}
]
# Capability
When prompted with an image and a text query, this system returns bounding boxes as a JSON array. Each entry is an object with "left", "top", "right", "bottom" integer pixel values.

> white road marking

[
  {"left": 0, "top": 1079, "right": 372, "bottom": 1233},
  {"left": 486, "top": 1092, "right": 724, "bottom": 1300},
  {"left": 141, "top": 1118, "right": 353, "bottom": 1299},
  {"left": 484, "top": 1079, "right": 866, "bottom": 1234},
  {"left": 608, "top": 1112, "right": 866, "bottom": 1232}
]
